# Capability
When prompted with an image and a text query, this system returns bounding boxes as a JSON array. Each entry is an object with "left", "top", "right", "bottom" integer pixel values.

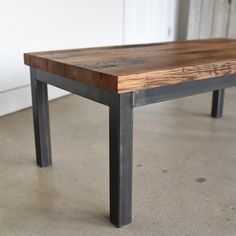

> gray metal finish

[
  {"left": 211, "top": 89, "right": 225, "bottom": 118},
  {"left": 30, "top": 67, "right": 236, "bottom": 227},
  {"left": 109, "top": 93, "right": 134, "bottom": 227},
  {"left": 134, "top": 75, "right": 236, "bottom": 107},
  {"left": 30, "top": 68, "right": 52, "bottom": 167},
  {"left": 36, "top": 70, "right": 113, "bottom": 106}
]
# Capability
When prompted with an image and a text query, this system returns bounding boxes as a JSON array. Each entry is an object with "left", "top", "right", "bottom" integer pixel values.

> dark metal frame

[
  {"left": 30, "top": 68, "right": 236, "bottom": 227},
  {"left": 211, "top": 89, "right": 224, "bottom": 118}
]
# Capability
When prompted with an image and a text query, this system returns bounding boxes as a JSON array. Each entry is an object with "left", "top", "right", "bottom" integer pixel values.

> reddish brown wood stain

[{"left": 24, "top": 38, "right": 236, "bottom": 93}]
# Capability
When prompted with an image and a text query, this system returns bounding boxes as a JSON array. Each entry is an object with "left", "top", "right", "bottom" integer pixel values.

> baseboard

[{"left": 0, "top": 84, "right": 70, "bottom": 117}]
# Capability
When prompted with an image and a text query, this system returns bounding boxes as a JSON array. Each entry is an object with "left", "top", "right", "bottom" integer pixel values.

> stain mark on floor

[{"left": 195, "top": 177, "right": 207, "bottom": 183}]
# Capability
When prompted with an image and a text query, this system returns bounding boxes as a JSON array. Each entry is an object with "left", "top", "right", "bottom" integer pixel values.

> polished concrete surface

[{"left": 1, "top": 89, "right": 236, "bottom": 236}]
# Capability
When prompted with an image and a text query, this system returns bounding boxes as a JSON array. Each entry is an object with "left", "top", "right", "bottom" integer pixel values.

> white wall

[
  {"left": 123, "top": 0, "right": 178, "bottom": 44},
  {"left": 0, "top": 0, "right": 123, "bottom": 116},
  {"left": 0, "top": 0, "right": 178, "bottom": 116}
]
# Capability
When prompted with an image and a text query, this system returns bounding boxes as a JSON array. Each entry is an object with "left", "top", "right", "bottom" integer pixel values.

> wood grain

[{"left": 24, "top": 38, "right": 236, "bottom": 93}]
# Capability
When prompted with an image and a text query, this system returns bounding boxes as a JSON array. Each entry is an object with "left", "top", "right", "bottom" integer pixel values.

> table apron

[
  {"left": 34, "top": 69, "right": 114, "bottom": 107},
  {"left": 34, "top": 68, "right": 236, "bottom": 108},
  {"left": 134, "top": 75, "right": 236, "bottom": 107}
]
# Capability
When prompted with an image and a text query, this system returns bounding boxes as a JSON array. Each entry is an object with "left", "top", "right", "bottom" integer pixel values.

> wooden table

[{"left": 24, "top": 38, "right": 236, "bottom": 228}]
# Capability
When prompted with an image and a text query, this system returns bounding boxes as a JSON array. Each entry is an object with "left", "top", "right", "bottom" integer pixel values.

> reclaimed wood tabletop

[{"left": 24, "top": 38, "right": 236, "bottom": 93}]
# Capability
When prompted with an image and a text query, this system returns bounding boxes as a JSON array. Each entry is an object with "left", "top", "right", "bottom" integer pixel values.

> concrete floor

[{"left": 1, "top": 89, "right": 236, "bottom": 236}]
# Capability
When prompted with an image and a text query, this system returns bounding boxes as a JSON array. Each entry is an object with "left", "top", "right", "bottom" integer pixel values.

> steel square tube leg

[
  {"left": 109, "top": 93, "right": 134, "bottom": 227},
  {"left": 30, "top": 68, "right": 52, "bottom": 167},
  {"left": 211, "top": 89, "right": 225, "bottom": 118}
]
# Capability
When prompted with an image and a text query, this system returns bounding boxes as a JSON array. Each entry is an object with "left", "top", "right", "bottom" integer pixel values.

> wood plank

[
  {"left": 24, "top": 39, "right": 236, "bottom": 93},
  {"left": 187, "top": 0, "right": 202, "bottom": 39},
  {"left": 212, "top": 0, "right": 230, "bottom": 37},
  {"left": 117, "top": 59, "right": 236, "bottom": 92},
  {"left": 188, "top": 0, "right": 231, "bottom": 39},
  {"left": 228, "top": 0, "right": 236, "bottom": 38},
  {"left": 199, "top": 0, "right": 215, "bottom": 39}
]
